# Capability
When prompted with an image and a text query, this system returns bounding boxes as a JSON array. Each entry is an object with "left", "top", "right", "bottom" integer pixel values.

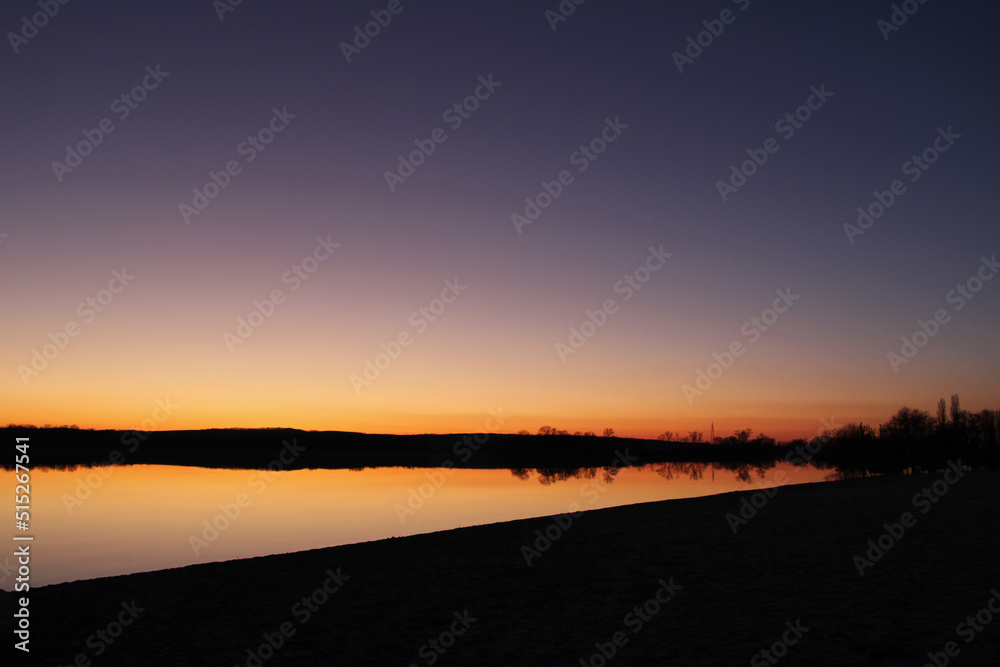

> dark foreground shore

[{"left": 8, "top": 470, "right": 1000, "bottom": 666}]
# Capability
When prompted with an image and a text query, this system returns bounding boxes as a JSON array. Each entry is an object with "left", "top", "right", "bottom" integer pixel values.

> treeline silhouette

[
  {"left": 3, "top": 395, "right": 996, "bottom": 473},
  {"left": 0, "top": 427, "right": 725, "bottom": 471},
  {"left": 807, "top": 394, "right": 999, "bottom": 475}
]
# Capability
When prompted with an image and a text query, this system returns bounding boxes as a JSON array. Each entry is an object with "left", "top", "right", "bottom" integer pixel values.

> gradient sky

[{"left": 2, "top": 1, "right": 998, "bottom": 439}]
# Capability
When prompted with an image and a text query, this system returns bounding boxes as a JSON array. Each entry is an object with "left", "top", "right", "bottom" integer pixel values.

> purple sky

[{"left": 2, "top": 0, "right": 998, "bottom": 438}]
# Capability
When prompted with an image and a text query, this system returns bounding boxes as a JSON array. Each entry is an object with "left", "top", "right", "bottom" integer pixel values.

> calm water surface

[{"left": 2, "top": 462, "right": 834, "bottom": 587}]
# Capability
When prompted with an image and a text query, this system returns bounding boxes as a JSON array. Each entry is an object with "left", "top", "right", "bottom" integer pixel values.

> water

[{"left": 2, "top": 461, "right": 833, "bottom": 588}]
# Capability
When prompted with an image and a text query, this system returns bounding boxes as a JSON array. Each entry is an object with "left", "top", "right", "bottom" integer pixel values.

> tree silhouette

[
  {"left": 936, "top": 398, "right": 948, "bottom": 432},
  {"left": 831, "top": 422, "right": 876, "bottom": 445},
  {"left": 949, "top": 394, "right": 969, "bottom": 445},
  {"left": 970, "top": 409, "right": 1000, "bottom": 449},
  {"left": 752, "top": 433, "right": 776, "bottom": 447},
  {"left": 883, "top": 406, "right": 933, "bottom": 440}
]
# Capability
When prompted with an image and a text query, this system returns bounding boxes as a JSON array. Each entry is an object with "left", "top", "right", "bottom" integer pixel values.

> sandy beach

[{"left": 8, "top": 469, "right": 1000, "bottom": 666}]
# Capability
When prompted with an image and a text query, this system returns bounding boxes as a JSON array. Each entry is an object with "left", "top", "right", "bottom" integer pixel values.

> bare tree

[
  {"left": 602, "top": 427, "right": 616, "bottom": 438},
  {"left": 657, "top": 430, "right": 677, "bottom": 442},
  {"left": 832, "top": 422, "right": 875, "bottom": 443},
  {"left": 970, "top": 409, "right": 1000, "bottom": 449},
  {"left": 752, "top": 433, "right": 776, "bottom": 447},
  {"left": 950, "top": 394, "right": 968, "bottom": 444},
  {"left": 936, "top": 398, "right": 948, "bottom": 431},
  {"left": 883, "top": 406, "right": 933, "bottom": 439}
]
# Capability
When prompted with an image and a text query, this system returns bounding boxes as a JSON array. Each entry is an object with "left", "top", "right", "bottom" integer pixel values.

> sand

[{"left": 7, "top": 469, "right": 1000, "bottom": 666}]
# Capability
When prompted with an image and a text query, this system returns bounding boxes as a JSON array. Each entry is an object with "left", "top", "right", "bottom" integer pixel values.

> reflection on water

[
  {"left": 516, "top": 458, "right": 866, "bottom": 486},
  {"left": 1, "top": 461, "right": 833, "bottom": 588}
]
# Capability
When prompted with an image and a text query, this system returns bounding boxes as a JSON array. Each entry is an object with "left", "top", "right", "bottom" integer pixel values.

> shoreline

[
  {"left": 6, "top": 469, "right": 1000, "bottom": 664},
  {"left": 4, "top": 426, "right": 991, "bottom": 479}
]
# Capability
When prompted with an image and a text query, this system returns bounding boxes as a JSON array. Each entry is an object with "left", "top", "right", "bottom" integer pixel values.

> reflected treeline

[
  {"left": 510, "top": 464, "right": 627, "bottom": 486},
  {"left": 655, "top": 461, "right": 706, "bottom": 482},
  {"left": 511, "top": 459, "right": 786, "bottom": 486},
  {"left": 655, "top": 460, "right": 781, "bottom": 484}
]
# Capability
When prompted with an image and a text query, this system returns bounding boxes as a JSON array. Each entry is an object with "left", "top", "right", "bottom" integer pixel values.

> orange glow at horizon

[
  {"left": 0, "top": 388, "right": 983, "bottom": 442},
  {"left": 1, "top": 382, "right": 974, "bottom": 442},
  {"left": 4, "top": 290, "right": 997, "bottom": 441}
]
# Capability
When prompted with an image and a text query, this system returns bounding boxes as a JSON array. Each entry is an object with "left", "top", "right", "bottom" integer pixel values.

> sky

[{"left": 2, "top": 0, "right": 998, "bottom": 440}]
